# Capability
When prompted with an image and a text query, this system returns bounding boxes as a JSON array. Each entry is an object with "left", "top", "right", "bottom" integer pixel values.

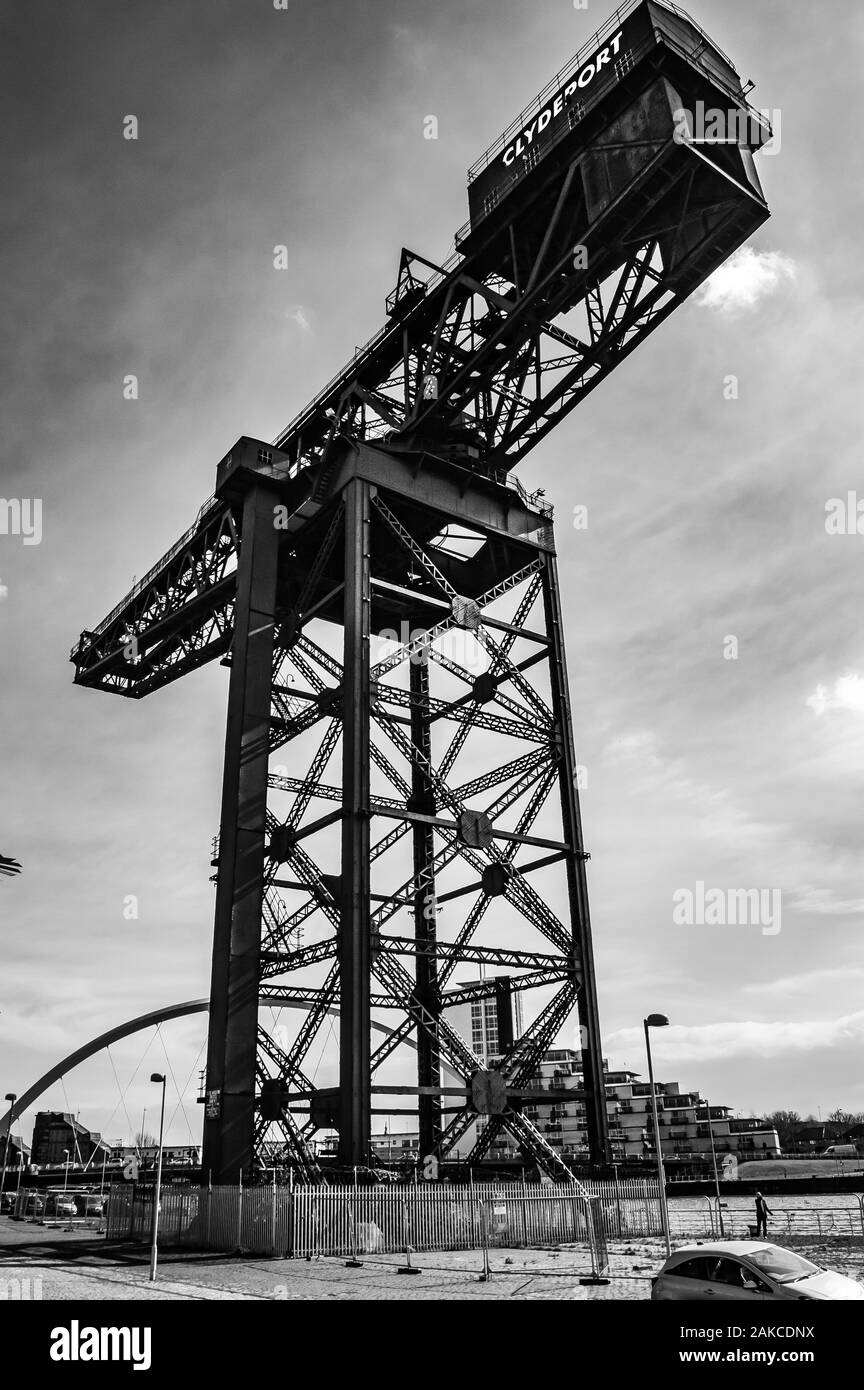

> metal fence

[
  {"left": 103, "top": 1177, "right": 662, "bottom": 1270},
  {"left": 12, "top": 1188, "right": 107, "bottom": 1227},
  {"left": 679, "top": 1199, "right": 864, "bottom": 1244},
  {"left": 583, "top": 1178, "right": 665, "bottom": 1238}
]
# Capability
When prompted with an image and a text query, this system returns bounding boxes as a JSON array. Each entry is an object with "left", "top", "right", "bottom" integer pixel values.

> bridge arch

[{"left": 1, "top": 997, "right": 461, "bottom": 1134}]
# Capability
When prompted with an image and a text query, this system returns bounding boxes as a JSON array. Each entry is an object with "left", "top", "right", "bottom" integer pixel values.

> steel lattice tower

[{"left": 71, "top": 0, "right": 771, "bottom": 1181}]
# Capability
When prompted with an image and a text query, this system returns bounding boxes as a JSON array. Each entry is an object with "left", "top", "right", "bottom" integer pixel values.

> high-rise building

[{"left": 448, "top": 979, "right": 525, "bottom": 1066}]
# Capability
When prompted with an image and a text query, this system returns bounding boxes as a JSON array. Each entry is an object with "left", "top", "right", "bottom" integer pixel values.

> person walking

[{"left": 755, "top": 1190, "right": 772, "bottom": 1238}]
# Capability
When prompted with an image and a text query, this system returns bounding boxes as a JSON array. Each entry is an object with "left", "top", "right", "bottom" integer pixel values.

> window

[
  {"left": 614, "top": 51, "right": 635, "bottom": 79},
  {"left": 523, "top": 146, "right": 540, "bottom": 172},
  {"left": 568, "top": 103, "right": 586, "bottom": 130},
  {"left": 748, "top": 1247, "right": 820, "bottom": 1283},
  {"left": 707, "top": 1259, "right": 752, "bottom": 1288},
  {"left": 738, "top": 1267, "right": 772, "bottom": 1294},
  {"left": 257, "top": 447, "right": 273, "bottom": 467},
  {"left": 669, "top": 1258, "right": 712, "bottom": 1281}
]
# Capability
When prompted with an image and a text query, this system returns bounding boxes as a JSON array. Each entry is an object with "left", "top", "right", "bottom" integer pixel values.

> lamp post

[
  {"left": 1, "top": 1093, "right": 16, "bottom": 1205},
  {"left": 148, "top": 1073, "right": 166, "bottom": 1282},
  {"left": 62, "top": 1149, "right": 70, "bottom": 1193},
  {"left": 644, "top": 1014, "right": 671, "bottom": 1256},
  {"left": 703, "top": 1098, "right": 725, "bottom": 1236}
]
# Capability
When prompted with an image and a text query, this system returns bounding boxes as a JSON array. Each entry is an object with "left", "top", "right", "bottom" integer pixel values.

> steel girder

[
  {"left": 200, "top": 454, "right": 610, "bottom": 1181},
  {"left": 70, "top": 66, "right": 769, "bottom": 1181},
  {"left": 70, "top": 116, "right": 767, "bottom": 701}
]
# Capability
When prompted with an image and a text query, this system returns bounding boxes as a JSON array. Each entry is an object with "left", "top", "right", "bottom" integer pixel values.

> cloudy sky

[{"left": 1, "top": 0, "right": 862, "bottom": 1146}]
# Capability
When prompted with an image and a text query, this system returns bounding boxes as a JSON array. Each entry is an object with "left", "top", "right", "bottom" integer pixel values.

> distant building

[
  {"left": 0, "top": 1134, "right": 30, "bottom": 1168},
  {"left": 520, "top": 1050, "right": 780, "bottom": 1162},
  {"left": 109, "top": 1144, "right": 200, "bottom": 1167},
  {"left": 445, "top": 979, "right": 526, "bottom": 1159},
  {"left": 792, "top": 1122, "right": 846, "bottom": 1150},
  {"left": 447, "top": 980, "right": 525, "bottom": 1066},
  {"left": 30, "top": 1113, "right": 108, "bottom": 1167},
  {"left": 369, "top": 1132, "right": 418, "bottom": 1164},
  {"left": 367, "top": 1048, "right": 781, "bottom": 1167}
]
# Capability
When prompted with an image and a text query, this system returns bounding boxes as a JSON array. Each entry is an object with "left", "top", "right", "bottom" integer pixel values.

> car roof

[{"left": 668, "top": 1241, "right": 776, "bottom": 1259}]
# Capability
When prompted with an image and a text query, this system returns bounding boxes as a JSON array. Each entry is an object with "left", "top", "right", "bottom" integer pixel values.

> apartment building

[{"left": 522, "top": 1050, "right": 780, "bottom": 1161}]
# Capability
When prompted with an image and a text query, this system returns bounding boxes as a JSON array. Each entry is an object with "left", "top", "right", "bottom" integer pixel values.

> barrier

[
  {"left": 104, "top": 1177, "right": 664, "bottom": 1270},
  {"left": 13, "top": 1188, "right": 107, "bottom": 1227},
  {"left": 669, "top": 1202, "right": 864, "bottom": 1242}
]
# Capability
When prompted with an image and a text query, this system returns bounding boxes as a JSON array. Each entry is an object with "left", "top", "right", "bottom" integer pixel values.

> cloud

[
  {"left": 696, "top": 247, "right": 797, "bottom": 315},
  {"left": 290, "top": 305, "right": 311, "bottom": 331},
  {"left": 785, "top": 886, "right": 864, "bottom": 917},
  {"left": 600, "top": 729, "right": 776, "bottom": 847},
  {"left": 603, "top": 730, "right": 661, "bottom": 766},
  {"left": 806, "top": 673, "right": 864, "bottom": 717},
  {"left": 389, "top": 23, "right": 432, "bottom": 73},
  {"left": 742, "top": 967, "right": 864, "bottom": 996},
  {"left": 607, "top": 1012, "right": 864, "bottom": 1064}
]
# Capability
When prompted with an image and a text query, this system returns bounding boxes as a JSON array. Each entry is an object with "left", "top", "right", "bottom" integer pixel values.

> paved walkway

[
  {"left": 0, "top": 1219, "right": 653, "bottom": 1300},
  {"left": 3, "top": 1218, "right": 863, "bottom": 1301}
]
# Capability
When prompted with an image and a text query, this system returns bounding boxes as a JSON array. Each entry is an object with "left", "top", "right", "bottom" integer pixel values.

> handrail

[
  {"left": 492, "top": 469, "right": 554, "bottom": 519},
  {"left": 270, "top": 5, "right": 763, "bottom": 458},
  {"left": 466, "top": 0, "right": 741, "bottom": 182},
  {"left": 461, "top": 27, "right": 769, "bottom": 232},
  {"left": 71, "top": 493, "right": 222, "bottom": 654},
  {"left": 272, "top": 242, "right": 467, "bottom": 449}
]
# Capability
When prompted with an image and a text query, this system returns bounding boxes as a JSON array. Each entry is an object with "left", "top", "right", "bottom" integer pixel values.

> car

[
  {"left": 0, "top": 1192, "right": 17, "bottom": 1214},
  {"left": 821, "top": 1144, "right": 857, "bottom": 1158},
  {"left": 651, "top": 1241, "right": 864, "bottom": 1301},
  {"left": 46, "top": 1194, "right": 78, "bottom": 1219}
]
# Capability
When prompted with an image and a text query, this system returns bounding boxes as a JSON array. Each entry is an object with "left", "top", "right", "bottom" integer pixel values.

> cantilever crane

[{"left": 72, "top": 0, "right": 771, "bottom": 1180}]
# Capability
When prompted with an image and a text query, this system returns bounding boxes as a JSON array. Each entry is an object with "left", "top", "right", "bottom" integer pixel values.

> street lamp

[
  {"left": 62, "top": 1149, "right": 70, "bottom": 1193},
  {"left": 149, "top": 1073, "right": 167, "bottom": 1282},
  {"left": 702, "top": 1098, "right": 725, "bottom": 1236},
  {"left": 1, "top": 1094, "right": 16, "bottom": 1205},
  {"left": 644, "top": 1014, "right": 672, "bottom": 1257}
]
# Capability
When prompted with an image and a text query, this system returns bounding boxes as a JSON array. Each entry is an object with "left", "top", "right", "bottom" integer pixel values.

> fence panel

[{"left": 104, "top": 1176, "right": 661, "bottom": 1267}]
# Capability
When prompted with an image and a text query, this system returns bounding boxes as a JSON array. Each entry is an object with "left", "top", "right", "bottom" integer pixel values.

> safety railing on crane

[
  {"left": 466, "top": 0, "right": 739, "bottom": 181},
  {"left": 69, "top": 492, "right": 224, "bottom": 657}
]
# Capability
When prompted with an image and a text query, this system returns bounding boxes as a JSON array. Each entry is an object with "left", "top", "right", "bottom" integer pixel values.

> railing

[
  {"left": 492, "top": 469, "right": 554, "bottom": 518},
  {"left": 70, "top": 492, "right": 223, "bottom": 656},
  {"left": 670, "top": 1201, "right": 864, "bottom": 1242},
  {"left": 466, "top": 0, "right": 738, "bottom": 182},
  {"left": 272, "top": 242, "right": 467, "bottom": 450},
  {"left": 465, "top": 29, "right": 771, "bottom": 236}
]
